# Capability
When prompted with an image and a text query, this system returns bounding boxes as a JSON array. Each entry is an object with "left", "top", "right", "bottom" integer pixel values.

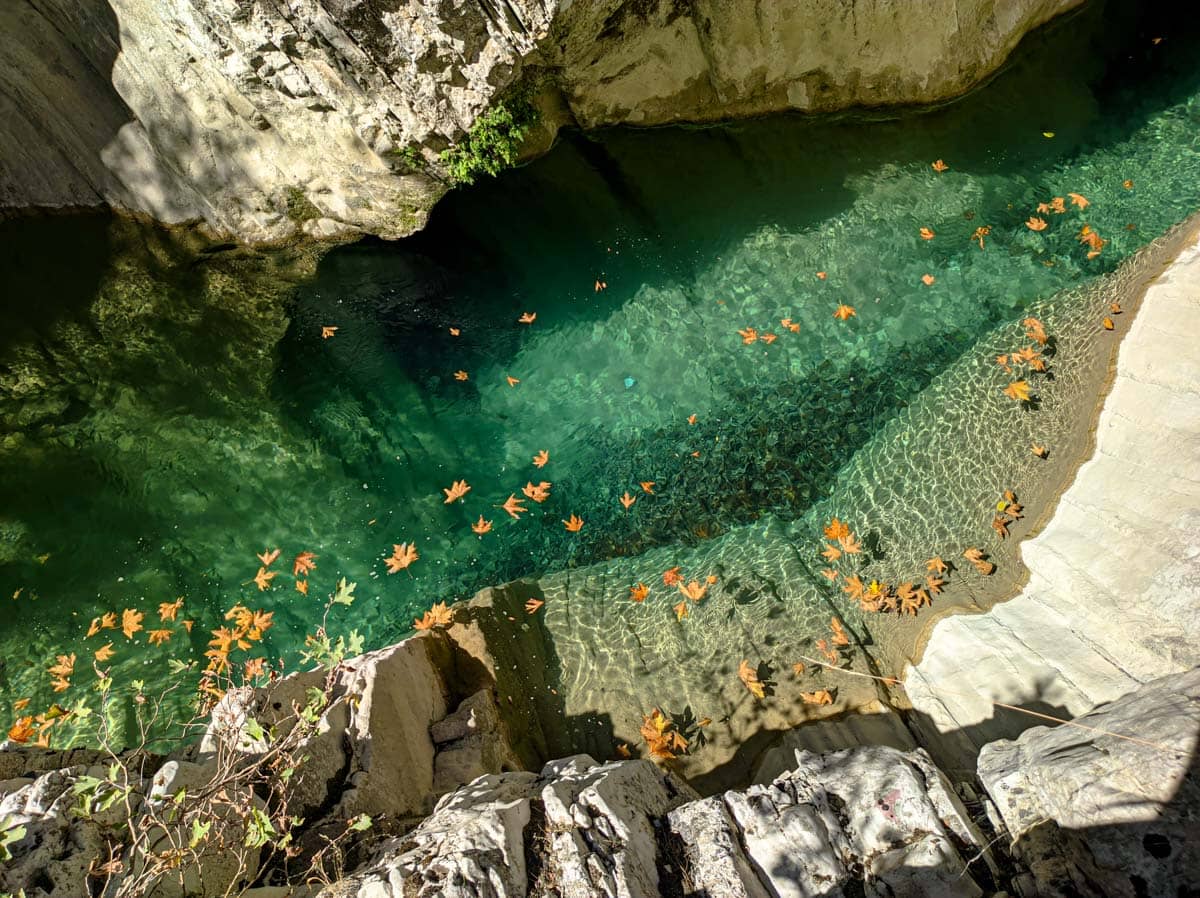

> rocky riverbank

[{"left": 0, "top": 0, "right": 1082, "bottom": 244}]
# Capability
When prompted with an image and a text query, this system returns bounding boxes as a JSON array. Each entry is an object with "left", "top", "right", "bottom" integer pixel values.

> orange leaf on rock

[
  {"left": 1026, "top": 216, "right": 1048, "bottom": 232},
  {"left": 454, "top": 370, "right": 469, "bottom": 381},
  {"left": 678, "top": 580, "right": 708, "bottom": 602},
  {"left": 414, "top": 601, "right": 454, "bottom": 631},
  {"left": 780, "top": 317, "right": 801, "bottom": 333},
  {"left": 838, "top": 532, "right": 862, "bottom": 555},
  {"left": 737, "top": 327, "right": 759, "bottom": 345},
  {"left": 159, "top": 598, "right": 183, "bottom": 622},
  {"left": 1068, "top": 192, "right": 1089, "bottom": 209},
  {"left": 926, "top": 556, "right": 948, "bottom": 574},
  {"left": 662, "top": 566, "right": 683, "bottom": 587},
  {"left": 385, "top": 542, "right": 419, "bottom": 574},
  {"left": 963, "top": 547, "right": 995, "bottom": 576},
  {"left": 759, "top": 333, "right": 777, "bottom": 344},
  {"left": 821, "top": 543, "right": 841, "bottom": 562},
  {"left": 295, "top": 580, "right": 309, "bottom": 595},
  {"left": 7, "top": 716, "right": 35, "bottom": 744},
  {"left": 673, "top": 600, "right": 689, "bottom": 621},
  {"left": 801, "top": 690, "right": 834, "bottom": 705},
  {"left": 823, "top": 518, "right": 850, "bottom": 540},
  {"left": 1003, "top": 381, "right": 1031, "bottom": 402},
  {"left": 1103, "top": 317, "right": 1114, "bottom": 330},
  {"left": 630, "top": 583, "right": 649, "bottom": 603},
  {"left": 820, "top": 568, "right": 839, "bottom": 581},
  {"left": 518, "top": 312, "right": 537, "bottom": 324},
  {"left": 525, "top": 597, "right": 544, "bottom": 614},
  {"left": 830, "top": 617, "right": 850, "bottom": 647},
  {"left": 738, "top": 660, "right": 766, "bottom": 699}
]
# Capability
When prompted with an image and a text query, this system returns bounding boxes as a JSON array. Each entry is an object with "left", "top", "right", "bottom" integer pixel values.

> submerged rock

[{"left": 978, "top": 668, "right": 1200, "bottom": 898}]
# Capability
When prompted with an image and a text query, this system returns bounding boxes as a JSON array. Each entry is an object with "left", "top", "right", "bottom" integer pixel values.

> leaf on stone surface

[
  {"left": 1103, "top": 316, "right": 1115, "bottom": 330},
  {"left": 738, "top": 660, "right": 766, "bottom": 699},
  {"left": 1023, "top": 317, "right": 1048, "bottom": 345},
  {"left": 926, "top": 556, "right": 948, "bottom": 574},
  {"left": 780, "top": 317, "right": 801, "bottom": 333},
  {"left": 1068, "top": 192, "right": 1089, "bottom": 209},
  {"left": 963, "top": 547, "right": 995, "bottom": 576},
  {"left": 833, "top": 304, "right": 857, "bottom": 320},
  {"left": 293, "top": 551, "right": 318, "bottom": 576},
  {"left": 524, "top": 597, "right": 544, "bottom": 614},
  {"left": 673, "top": 600, "right": 689, "bottom": 621},
  {"left": 830, "top": 617, "right": 850, "bottom": 647},
  {"left": 562, "top": 514, "right": 584, "bottom": 532},
  {"left": 926, "top": 575, "right": 944, "bottom": 595},
  {"left": 792, "top": 662, "right": 806, "bottom": 676},
  {"left": 499, "top": 494, "right": 528, "bottom": 519},
  {"left": 838, "top": 531, "right": 862, "bottom": 555},
  {"left": 678, "top": 580, "right": 708, "bottom": 602},
  {"left": 640, "top": 709, "right": 687, "bottom": 760},
  {"left": 820, "top": 568, "right": 839, "bottom": 581},
  {"left": 122, "top": 609, "right": 144, "bottom": 640},
  {"left": 385, "top": 543, "right": 419, "bottom": 574},
  {"left": 801, "top": 690, "right": 834, "bottom": 705},
  {"left": 992, "top": 516, "right": 1010, "bottom": 539},
  {"left": 443, "top": 479, "right": 471, "bottom": 503},
  {"left": 823, "top": 518, "right": 850, "bottom": 540},
  {"left": 842, "top": 574, "right": 865, "bottom": 602},
  {"left": 7, "top": 716, "right": 35, "bottom": 743},
  {"left": 759, "top": 333, "right": 777, "bottom": 344},
  {"left": 662, "top": 566, "right": 683, "bottom": 586},
  {"left": 1031, "top": 443, "right": 1048, "bottom": 458},
  {"left": 821, "top": 543, "right": 842, "bottom": 562},
  {"left": 472, "top": 516, "right": 493, "bottom": 535},
  {"left": 630, "top": 583, "right": 649, "bottom": 603},
  {"left": 1003, "top": 380, "right": 1031, "bottom": 402},
  {"left": 816, "top": 639, "right": 840, "bottom": 666}
]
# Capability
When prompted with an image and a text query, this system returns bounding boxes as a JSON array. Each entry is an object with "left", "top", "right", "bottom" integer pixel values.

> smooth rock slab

[{"left": 978, "top": 668, "right": 1200, "bottom": 898}]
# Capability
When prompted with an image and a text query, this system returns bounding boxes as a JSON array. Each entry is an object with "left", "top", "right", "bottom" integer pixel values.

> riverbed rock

[
  {"left": 977, "top": 668, "right": 1200, "bottom": 898},
  {"left": 1, "top": 0, "right": 1081, "bottom": 243}
]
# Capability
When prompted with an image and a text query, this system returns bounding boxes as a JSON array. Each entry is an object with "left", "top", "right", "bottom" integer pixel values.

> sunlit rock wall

[{"left": 0, "top": 0, "right": 1081, "bottom": 243}]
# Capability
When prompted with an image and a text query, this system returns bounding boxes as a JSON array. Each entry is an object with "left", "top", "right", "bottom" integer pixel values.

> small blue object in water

[{"left": 623, "top": 376, "right": 637, "bottom": 389}]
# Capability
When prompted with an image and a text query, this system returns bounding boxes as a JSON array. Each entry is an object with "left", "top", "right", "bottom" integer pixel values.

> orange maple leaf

[
  {"left": 385, "top": 542, "right": 419, "bottom": 574},
  {"left": 7, "top": 716, "right": 35, "bottom": 743},
  {"left": 662, "top": 566, "right": 683, "bottom": 586},
  {"left": 678, "top": 580, "right": 707, "bottom": 602},
  {"left": 295, "top": 580, "right": 309, "bottom": 595},
  {"left": 640, "top": 481, "right": 656, "bottom": 494},
  {"left": 159, "top": 598, "right": 183, "bottom": 622},
  {"left": 1003, "top": 381, "right": 1031, "bottom": 402},
  {"left": 1031, "top": 443, "right": 1048, "bottom": 458},
  {"left": 506, "top": 375, "right": 520, "bottom": 387},
  {"left": 737, "top": 327, "right": 759, "bottom": 344},
  {"left": 523, "top": 481, "right": 552, "bottom": 503},
  {"left": 147, "top": 629, "right": 172, "bottom": 646},
  {"left": 1026, "top": 216, "right": 1048, "bottom": 232},
  {"left": 919, "top": 227, "right": 935, "bottom": 240},
  {"left": 1102, "top": 316, "right": 1114, "bottom": 331},
  {"left": 562, "top": 514, "right": 584, "bottom": 532},
  {"left": 532, "top": 449, "right": 550, "bottom": 468},
  {"left": 687, "top": 414, "right": 697, "bottom": 425},
  {"left": 842, "top": 574, "right": 865, "bottom": 601},
  {"left": 992, "top": 516, "right": 1010, "bottom": 539},
  {"left": 673, "top": 600, "right": 689, "bottom": 621},
  {"left": 926, "top": 574, "right": 944, "bottom": 595},
  {"left": 738, "top": 660, "right": 766, "bottom": 699},
  {"left": 922, "top": 274, "right": 935, "bottom": 286},
  {"left": 838, "top": 531, "right": 862, "bottom": 555},
  {"left": 801, "top": 690, "right": 834, "bottom": 705},
  {"left": 821, "top": 543, "right": 842, "bottom": 562},
  {"left": 830, "top": 617, "right": 850, "bottom": 647},
  {"left": 94, "top": 642, "right": 115, "bottom": 662},
  {"left": 833, "top": 304, "right": 857, "bottom": 320},
  {"left": 518, "top": 312, "right": 537, "bottom": 324},
  {"left": 254, "top": 567, "right": 276, "bottom": 591},
  {"left": 293, "top": 551, "right": 318, "bottom": 576},
  {"left": 413, "top": 601, "right": 454, "bottom": 631},
  {"left": 86, "top": 617, "right": 102, "bottom": 638},
  {"left": 780, "top": 317, "right": 801, "bottom": 333},
  {"left": 499, "top": 494, "right": 528, "bottom": 519},
  {"left": 760, "top": 333, "right": 777, "bottom": 344},
  {"left": 926, "top": 556, "right": 948, "bottom": 574},
  {"left": 525, "top": 597, "right": 544, "bottom": 614},
  {"left": 454, "top": 370, "right": 469, "bottom": 381},
  {"left": 1068, "top": 192, "right": 1089, "bottom": 209},
  {"left": 1023, "top": 317, "right": 1048, "bottom": 345},
  {"left": 630, "top": 583, "right": 649, "bottom": 603},
  {"left": 443, "top": 479, "right": 471, "bottom": 503},
  {"left": 472, "top": 516, "right": 493, "bottom": 535},
  {"left": 449, "top": 327, "right": 461, "bottom": 336},
  {"left": 47, "top": 653, "right": 76, "bottom": 678},
  {"left": 931, "top": 159, "right": 949, "bottom": 172},
  {"left": 257, "top": 548, "right": 281, "bottom": 567},
  {"left": 963, "top": 547, "right": 995, "bottom": 576},
  {"left": 972, "top": 225, "right": 991, "bottom": 249},
  {"left": 122, "top": 609, "right": 144, "bottom": 639},
  {"left": 100, "top": 611, "right": 118, "bottom": 630},
  {"left": 816, "top": 638, "right": 841, "bottom": 666},
  {"left": 820, "top": 568, "right": 839, "bottom": 581},
  {"left": 823, "top": 518, "right": 850, "bottom": 540},
  {"left": 620, "top": 491, "right": 637, "bottom": 510},
  {"left": 321, "top": 326, "right": 338, "bottom": 339}
]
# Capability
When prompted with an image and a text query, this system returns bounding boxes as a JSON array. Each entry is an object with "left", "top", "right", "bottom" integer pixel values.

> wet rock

[{"left": 978, "top": 668, "right": 1200, "bottom": 898}]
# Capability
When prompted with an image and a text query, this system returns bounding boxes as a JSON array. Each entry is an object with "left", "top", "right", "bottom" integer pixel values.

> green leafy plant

[{"left": 440, "top": 94, "right": 539, "bottom": 186}]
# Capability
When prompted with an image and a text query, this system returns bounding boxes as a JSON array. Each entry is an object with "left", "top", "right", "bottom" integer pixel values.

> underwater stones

[{"left": 977, "top": 668, "right": 1200, "bottom": 898}]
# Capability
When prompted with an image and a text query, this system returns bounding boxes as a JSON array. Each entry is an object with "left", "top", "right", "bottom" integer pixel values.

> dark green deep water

[{"left": 2, "top": 0, "right": 1200, "bottom": 741}]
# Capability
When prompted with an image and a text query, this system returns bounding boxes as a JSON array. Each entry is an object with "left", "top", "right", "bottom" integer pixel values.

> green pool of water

[{"left": 3, "top": 0, "right": 1200, "bottom": 744}]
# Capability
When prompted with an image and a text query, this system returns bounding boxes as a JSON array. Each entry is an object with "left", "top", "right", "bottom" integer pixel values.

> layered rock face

[{"left": 0, "top": 0, "right": 1081, "bottom": 243}]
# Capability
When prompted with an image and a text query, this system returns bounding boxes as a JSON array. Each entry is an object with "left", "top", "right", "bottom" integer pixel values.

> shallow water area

[{"left": 3, "top": 0, "right": 1200, "bottom": 755}]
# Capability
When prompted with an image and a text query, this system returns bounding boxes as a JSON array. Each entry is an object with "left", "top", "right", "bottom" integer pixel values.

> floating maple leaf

[
  {"left": 101, "top": 611, "right": 117, "bottom": 630},
  {"left": 525, "top": 597, "right": 544, "bottom": 614},
  {"left": 443, "top": 480, "right": 471, "bottom": 503},
  {"left": 532, "top": 449, "right": 550, "bottom": 468},
  {"left": 963, "top": 547, "right": 995, "bottom": 576},
  {"left": 922, "top": 274, "right": 935, "bottom": 286},
  {"left": 801, "top": 690, "right": 834, "bottom": 705},
  {"left": 47, "top": 653, "right": 75, "bottom": 678},
  {"left": 254, "top": 567, "right": 276, "bottom": 591},
  {"left": 780, "top": 317, "right": 801, "bottom": 333},
  {"left": 678, "top": 580, "right": 708, "bottom": 602},
  {"left": 760, "top": 333, "right": 778, "bottom": 344},
  {"left": 1003, "top": 381, "right": 1032, "bottom": 402},
  {"left": 296, "top": 580, "right": 309, "bottom": 595},
  {"left": 842, "top": 574, "right": 865, "bottom": 602},
  {"left": 159, "top": 598, "right": 183, "bottom": 622},
  {"left": 972, "top": 225, "right": 992, "bottom": 249},
  {"left": 823, "top": 518, "right": 850, "bottom": 540},
  {"left": 640, "top": 481, "right": 656, "bottom": 494},
  {"left": 662, "top": 566, "right": 683, "bottom": 587},
  {"left": 518, "top": 312, "right": 537, "bottom": 324},
  {"left": 292, "top": 551, "right": 317, "bottom": 576},
  {"left": 1026, "top": 216, "right": 1048, "bottom": 232},
  {"left": 147, "top": 629, "right": 172, "bottom": 646},
  {"left": 94, "top": 642, "right": 115, "bottom": 662},
  {"left": 257, "top": 548, "right": 281, "bottom": 567},
  {"left": 630, "top": 583, "right": 649, "bottom": 603},
  {"left": 562, "top": 514, "right": 584, "bottom": 532},
  {"left": 1068, "top": 192, "right": 1089, "bottom": 209},
  {"left": 738, "top": 660, "right": 766, "bottom": 699},
  {"left": 838, "top": 531, "right": 862, "bottom": 555},
  {"left": 931, "top": 159, "right": 949, "bottom": 172},
  {"left": 1023, "top": 317, "right": 1048, "bottom": 345},
  {"left": 449, "top": 327, "right": 461, "bottom": 336},
  {"left": 122, "top": 609, "right": 144, "bottom": 639},
  {"left": 926, "top": 574, "right": 944, "bottom": 595},
  {"left": 454, "top": 370, "right": 469, "bottom": 381},
  {"left": 414, "top": 601, "right": 454, "bottom": 631},
  {"left": 640, "top": 709, "right": 687, "bottom": 759},
  {"left": 385, "top": 542, "right": 419, "bottom": 574},
  {"left": 523, "top": 481, "right": 552, "bottom": 503},
  {"left": 321, "top": 326, "right": 338, "bottom": 339},
  {"left": 830, "top": 617, "right": 850, "bottom": 647},
  {"left": 472, "top": 516, "right": 493, "bottom": 535},
  {"left": 498, "top": 495, "right": 528, "bottom": 519},
  {"left": 833, "top": 304, "right": 857, "bottom": 320},
  {"left": 737, "top": 327, "right": 759, "bottom": 344},
  {"left": 821, "top": 543, "right": 842, "bottom": 562},
  {"left": 816, "top": 271, "right": 827, "bottom": 280},
  {"left": 506, "top": 375, "right": 520, "bottom": 387},
  {"left": 620, "top": 491, "right": 636, "bottom": 510},
  {"left": 919, "top": 227, "right": 935, "bottom": 240},
  {"left": 820, "top": 568, "right": 839, "bottom": 581},
  {"left": 86, "top": 617, "right": 102, "bottom": 638},
  {"left": 673, "top": 600, "right": 689, "bottom": 621},
  {"left": 816, "top": 639, "right": 841, "bottom": 666}
]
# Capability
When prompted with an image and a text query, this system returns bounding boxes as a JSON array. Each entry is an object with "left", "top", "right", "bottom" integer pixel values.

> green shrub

[{"left": 440, "top": 95, "right": 538, "bottom": 186}]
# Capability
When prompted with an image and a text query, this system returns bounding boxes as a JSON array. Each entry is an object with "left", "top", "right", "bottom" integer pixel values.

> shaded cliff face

[{"left": 0, "top": 0, "right": 1081, "bottom": 243}]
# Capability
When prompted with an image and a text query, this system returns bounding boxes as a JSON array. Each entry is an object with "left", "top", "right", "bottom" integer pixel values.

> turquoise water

[{"left": 3, "top": 0, "right": 1200, "bottom": 744}]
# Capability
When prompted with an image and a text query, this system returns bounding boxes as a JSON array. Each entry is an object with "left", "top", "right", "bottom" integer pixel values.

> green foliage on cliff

[{"left": 440, "top": 94, "right": 538, "bottom": 186}]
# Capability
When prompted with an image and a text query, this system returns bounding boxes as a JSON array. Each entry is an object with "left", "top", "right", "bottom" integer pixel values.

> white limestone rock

[{"left": 978, "top": 668, "right": 1200, "bottom": 898}]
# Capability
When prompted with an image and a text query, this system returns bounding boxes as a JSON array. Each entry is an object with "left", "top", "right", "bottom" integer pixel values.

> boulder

[{"left": 978, "top": 668, "right": 1200, "bottom": 898}]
